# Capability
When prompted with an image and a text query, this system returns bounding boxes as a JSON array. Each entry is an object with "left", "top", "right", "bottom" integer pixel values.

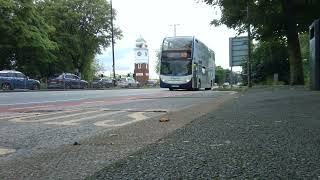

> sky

[{"left": 96, "top": 0, "right": 239, "bottom": 79}]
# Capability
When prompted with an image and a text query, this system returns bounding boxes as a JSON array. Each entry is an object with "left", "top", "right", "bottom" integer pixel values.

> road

[{"left": 0, "top": 88, "right": 235, "bottom": 180}]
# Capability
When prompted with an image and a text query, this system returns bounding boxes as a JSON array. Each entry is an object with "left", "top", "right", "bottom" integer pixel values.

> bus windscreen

[
  {"left": 160, "top": 60, "right": 192, "bottom": 76},
  {"left": 162, "top": 37, "right": 193, "bottom": 51}
]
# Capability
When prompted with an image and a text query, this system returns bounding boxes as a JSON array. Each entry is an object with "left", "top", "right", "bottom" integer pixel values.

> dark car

[
  {"left": 0, "top": 70, "right": 40, "bottom": 90},
  {"left": 91, "top": 78, "right": 113, "bottom": 88},
  {"left": 47, "top": 73, "right": 88, "bottom": 89}
]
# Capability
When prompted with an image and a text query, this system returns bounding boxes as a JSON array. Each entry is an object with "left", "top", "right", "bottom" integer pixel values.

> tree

[
  {"left": 242, "top": 40, "right": 290, "bottom": 85},
  {"left": 215, "top": 66, "right": 229, "bottom": 85},
  {"left": 84, "top": 58, "right": 104, "bottom": 81},
  {"left": 155, "top": 48, "right": 161, "bottom": 74},
  {"left": 37, "top": 0, "right": 122, "bottom": 79},
  {"left": 299, "top": 32, "right": 310, "bottom": 85},
  {"left": 0, "top": 0, "right": 57, "bottom": 77},
  {"left": 202, "top": 0, "right": 320, "bottom": 85}
]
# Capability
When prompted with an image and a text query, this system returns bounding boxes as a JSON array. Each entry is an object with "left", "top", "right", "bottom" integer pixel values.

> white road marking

[
  {"left": 0, "top": 147, "right": 16, "bottom": 156},
  {"left": 9, "top": 105, "right": 54, "bottom": 111},
  {"left": 0, "top": 98, "right": 89, "bottom": 106},
  {"left": 0, "top": 109, "right": 82, "bottom": 121},
  {"left": 94, "top": 112, "right": 148, "bottom": 127},
  {"left": 81, "top": 101, "right": 105, "bottom": 104},
  {"left": 0, "top": 113, "right": 42, "bottom": 121},
  {"left": 9, "top": 109, "right": 101, "bottom": 123},
  {"left": 45, "top": 111, "right": 120, "bottom": 126}
]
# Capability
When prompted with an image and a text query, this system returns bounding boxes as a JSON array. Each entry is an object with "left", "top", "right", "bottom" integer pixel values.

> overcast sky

[{"left": 96, "top": 0, "right": 238, "bottom": 78}]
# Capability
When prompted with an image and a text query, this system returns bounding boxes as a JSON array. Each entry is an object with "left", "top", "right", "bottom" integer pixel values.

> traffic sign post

[
  {"left": 229, "top": 36, "right": 250, "bottom": 86},
  {"left": 229, "top": 36, "right": 249, "bottom": 67}
]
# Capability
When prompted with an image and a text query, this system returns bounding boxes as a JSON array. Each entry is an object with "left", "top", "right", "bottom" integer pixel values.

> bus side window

[{"left": 202, "top": 67, "right": 206, "bottom": 74}]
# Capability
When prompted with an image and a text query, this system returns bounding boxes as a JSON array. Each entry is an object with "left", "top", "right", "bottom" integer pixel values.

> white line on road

[
  {"left": 0, "top": 113, "right": 43, "bottom": 121},
  {"left": 45, "top": 110, "right": 120, "bottom": 126},
  {"left": 0, "top": 147, "right": 16, "bottom": 156},
  {"left": 94, "top": 111, "right": 148, "bottom": 128},
  {"left": 0, "top": 109, "right": 86, "bottom": 121},
  {"left": 9, "top": 109, "right": 100, "bottom": 123},
  {"left": 0, "top": 98, "right": 89, "bottom": 106},
  {"left": 9, "top": 105, "right": 54, "bottom": 111}
]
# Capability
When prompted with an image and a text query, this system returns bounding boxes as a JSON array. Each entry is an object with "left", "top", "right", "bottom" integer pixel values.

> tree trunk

[{"left": 281, "top": 0, "right": 304, "bottom": 85}]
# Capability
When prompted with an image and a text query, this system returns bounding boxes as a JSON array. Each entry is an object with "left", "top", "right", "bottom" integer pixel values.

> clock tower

[{"left": 134, "top": 37, "right": 149, "bottom": 85}]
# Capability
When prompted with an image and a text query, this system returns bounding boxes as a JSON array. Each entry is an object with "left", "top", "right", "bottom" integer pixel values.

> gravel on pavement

[{"left": 89, "top": 87, "right": 320, "bottom": 179}]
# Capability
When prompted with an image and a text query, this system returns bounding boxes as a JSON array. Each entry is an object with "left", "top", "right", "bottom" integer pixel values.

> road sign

[{"left": 229, "top": 36, "right": 249, "bottom": 66}]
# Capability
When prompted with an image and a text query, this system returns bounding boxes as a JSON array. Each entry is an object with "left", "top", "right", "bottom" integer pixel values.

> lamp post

[
  {"left": 247, "top": 3, "right": 252, "bottom": 88},
  {"left": 110, "top": 0, "right": 116, "bottom": 86},
  {"left": 170, "top": 24, "right": 180, "bottom": 37}
]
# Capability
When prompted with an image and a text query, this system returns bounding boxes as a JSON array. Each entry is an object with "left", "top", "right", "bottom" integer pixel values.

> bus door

[{"left": 192, "top": 62, "right": 198, "bottom": 88}]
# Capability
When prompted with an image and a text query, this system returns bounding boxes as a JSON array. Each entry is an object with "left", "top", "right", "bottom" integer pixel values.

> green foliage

[
  {"left": 0, "top": 0, "right": 122, "bottom": 80},
  {"left": 299, "top": 32, "right": 310, "bottom": 86},
  {"left": 83, "top": 58, "right": 104, "bottom": 81},
  {"left": 155, "top": 49, "right": 161, "bottom": 74},
  {"left": 0, "top": 0, "right": 57, "bottom": 77},
  {"left": 242, "top": 40, "right": 289, "bottom": 85},
  {"left": 203, "top": 0, "right": 320, "bottom": 85},
  {"left": 38, "top": 0, "right": 122, "bottom": 80},
  {"left": 215, "top": 66, "right": 227, "bottom": 85},
  {"left": 214, "top": 66, "right": 241, "bottom": 85}
]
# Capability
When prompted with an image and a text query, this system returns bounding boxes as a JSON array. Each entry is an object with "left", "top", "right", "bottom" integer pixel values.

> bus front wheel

[{"left": 169, "top": 88, "right": 174, "bottom": 91}]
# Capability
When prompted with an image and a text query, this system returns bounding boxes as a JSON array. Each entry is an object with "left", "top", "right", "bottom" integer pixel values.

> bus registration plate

[{"left": 171, "top": 85, "right": 179, "bottom": 88}]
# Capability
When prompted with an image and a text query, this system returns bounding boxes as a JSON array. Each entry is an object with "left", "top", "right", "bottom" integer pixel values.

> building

[{"left": 134, "top": 37, "right": 149, "bottom": 85}]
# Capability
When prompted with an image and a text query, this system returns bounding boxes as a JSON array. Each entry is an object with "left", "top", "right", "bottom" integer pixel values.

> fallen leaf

[{"left": 159, "top": 117, "right": 170, "bottom": 122}]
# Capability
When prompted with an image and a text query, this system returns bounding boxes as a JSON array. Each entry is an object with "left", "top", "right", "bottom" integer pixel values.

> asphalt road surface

[{"left": 0, "top": 88, "right": 235, "bottom": 180}]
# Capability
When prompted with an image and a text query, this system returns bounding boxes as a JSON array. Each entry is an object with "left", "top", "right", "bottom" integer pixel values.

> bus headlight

[
  {"left": 161, "top": 77, "right": 169, "bottom": 83},
  {"left": 185, "top": 78, "right": 191, "bottom": 82}
]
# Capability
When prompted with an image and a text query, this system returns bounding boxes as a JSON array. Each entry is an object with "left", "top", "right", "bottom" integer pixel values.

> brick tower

[{"left": 134, "top": 37, "right": 149, "bottom": 85}]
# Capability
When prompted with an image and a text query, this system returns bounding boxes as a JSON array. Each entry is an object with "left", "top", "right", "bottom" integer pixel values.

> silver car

[{"left": 117, "top": 78, "right": 139, "bottom": 88}]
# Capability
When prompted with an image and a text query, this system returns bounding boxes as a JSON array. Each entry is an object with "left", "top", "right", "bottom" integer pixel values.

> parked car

[
  {"left": 0, "top": 70, "right": 40, "bottom": 90},
  {"left": 47, "top": 73, "right": 88, "bottom": 89},
  {"left": 91, "top": 78, "right": 113, "bottom": 88},
  {"left": 223, "top": 82, "right": 230, "bottom": 86},
  {"left": 146, "top": 80, "right": 159, "bottom": 87},
  {"left": 117, "top": 77, "right": 139, "bottom": 88}
]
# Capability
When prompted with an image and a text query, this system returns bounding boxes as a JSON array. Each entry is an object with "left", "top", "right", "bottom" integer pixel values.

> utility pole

[
  {"left": 110, "top": 0, "right": 116, "bottom": 86},
  {"left": 247, "top": 3, "right": 252, "bottom": 88},
  {"left": 170, "top": 24, "right": 180, "bottom": 37}
]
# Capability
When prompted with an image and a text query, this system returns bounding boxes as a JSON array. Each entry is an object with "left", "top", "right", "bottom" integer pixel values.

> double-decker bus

[{"left": 160, "top": 36, "right": 215, "bottom": 91}]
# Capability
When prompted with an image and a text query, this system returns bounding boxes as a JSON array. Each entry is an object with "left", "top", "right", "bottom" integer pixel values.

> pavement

[{"left": 89, "top": 87, "right": 320, "bottom": 179}]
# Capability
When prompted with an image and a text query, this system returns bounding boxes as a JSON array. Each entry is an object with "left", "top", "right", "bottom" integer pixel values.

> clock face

[{"left": 137, "top": 52, "right": 142, "bottom": 56}]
